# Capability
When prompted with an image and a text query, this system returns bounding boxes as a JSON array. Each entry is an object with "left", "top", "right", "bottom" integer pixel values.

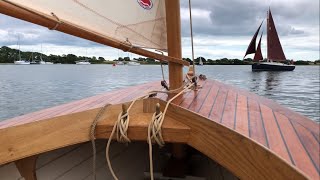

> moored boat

[
  {"left": 244, "top": 9, "right": 295, "bottom": 71},
  {"left": 14, "top": 36, "right": 30, "bottom": 65},
  {"left": 76, "top": 60, "right": 91, "bottom": 65},
  {"left": 127, "top": 61, "right": 141, "bottom": 66}
]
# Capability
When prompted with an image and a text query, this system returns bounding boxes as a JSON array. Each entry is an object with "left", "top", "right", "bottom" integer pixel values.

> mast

[
  {"left": 165, "top": 0, "right": 183, "bottom": 90},
  {"left": 18, "top": 36, "right": 21, "bottom": 61},
  {"left": 267, "top": 8, "right": 286, "bottom": 61}
]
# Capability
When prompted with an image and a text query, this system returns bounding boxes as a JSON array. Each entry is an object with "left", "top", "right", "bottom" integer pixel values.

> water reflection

[
  {"left": 264, "top": 71, "right": 281, "bottom": 96},
  {"left": 249, "top": 71, "right": 263, "bottom": 93}
]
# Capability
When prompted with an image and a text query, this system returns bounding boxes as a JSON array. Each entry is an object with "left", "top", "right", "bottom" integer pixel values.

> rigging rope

[
  {"left": 188, "top": 0, "right": 196, "bottom": 75},
  {"left": 103, "top": 75, "right": 195, "bottom": 180},
  {"left": 90, "top": 103, "right": 111, "bottom": 180},
  {"left": 147, "top": 81, "right": 195, "bottom": 180}
]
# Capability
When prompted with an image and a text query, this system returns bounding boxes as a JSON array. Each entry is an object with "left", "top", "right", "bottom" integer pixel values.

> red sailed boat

[{"left": 245, "top": 9, "right": 295, "bottom": 71}]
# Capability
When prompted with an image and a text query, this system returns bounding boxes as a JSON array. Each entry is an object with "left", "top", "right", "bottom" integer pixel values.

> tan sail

[
  {"left": 0, "top": 0, "right": 188, "bottom": 66},
  {"left": 8, "top": 0, "right": 166, "bottom": 50},
  {"left": 267, "top": 9, "right": 286, "bottom": 61}
]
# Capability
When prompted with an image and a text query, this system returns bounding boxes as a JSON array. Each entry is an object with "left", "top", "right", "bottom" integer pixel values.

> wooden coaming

[{"left": 0, "top": 79, "right": 319, "bottom": 179}]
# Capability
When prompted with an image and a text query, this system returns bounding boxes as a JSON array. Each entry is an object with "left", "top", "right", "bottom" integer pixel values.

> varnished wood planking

[
  {"left": 187, "top": 81, "right": 213, "bottom": 112},
  {"left": 235, "top": 94, "right": 249, "bottom": 137},
  {"left": 214, "top": 80, "right": 319, "bottom": 136},
  {"left": 209, "top": 88, "right": 228, "bottom": 122},
  {"left": 260, "top": 104, "right": 291, "bottom": 163},
  {"left": 274, "top": 111, "right": 318, "bottom": 179},
  {"left": 166, "top": 102, "right": 308, "bottom": 179},
  {"left": 198, "top": 84, "right": 220, "bottom": 117},
  {"left": 247, "top": 99, "right": 268, "bottom": 147},
  {"left": 180, "top": 82, "right": 206, "bottom": 109},
  {"left": 221, "top": 90, "right": 237, "bottom": 129},
  {"left": 291, "top": 121, "right": 320, "bottom": 173}
]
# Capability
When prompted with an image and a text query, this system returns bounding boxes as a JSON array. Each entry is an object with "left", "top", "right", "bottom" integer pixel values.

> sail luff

[
  {"left": 267, "top": 9, "right": 286, "bottom": 61},
  {"left": 0, "top": 0, "right": 188, "bottom": 66},
  {"left": 253, "top": 32, "right": 263, "bottom": 61},
  {"left": 244, "top": 21, "right": 263, "bottom": 58}
]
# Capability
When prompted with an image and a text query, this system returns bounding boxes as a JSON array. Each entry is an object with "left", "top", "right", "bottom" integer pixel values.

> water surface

[{"left": 0, "top": 65, "right": 319, "bottom": 122}]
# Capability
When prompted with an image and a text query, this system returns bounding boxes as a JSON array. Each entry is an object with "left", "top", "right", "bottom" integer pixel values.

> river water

[{"left": 0, "top": 65, "right": 319, "bottom": 122}]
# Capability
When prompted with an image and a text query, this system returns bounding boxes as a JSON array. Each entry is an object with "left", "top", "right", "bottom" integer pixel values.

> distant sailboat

[
  {"left": 14, "top": 36, "right": 30, "bottom": 65},
  {"left": 198, "top": 57, "right": 203, "bottom": 66},
  {"left": 76, "top": 49, "right": 91, "bottom": 65},
  {"left": 39, "top": 44, "right": 46, "bottom": 64},
  {"left": 244, "top": 9, "right": 295, "bottom": 71}
]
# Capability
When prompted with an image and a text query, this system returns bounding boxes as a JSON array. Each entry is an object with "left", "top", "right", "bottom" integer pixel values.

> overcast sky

[{"left": 0, "top": 0, "right": 319, "bottom": 60}]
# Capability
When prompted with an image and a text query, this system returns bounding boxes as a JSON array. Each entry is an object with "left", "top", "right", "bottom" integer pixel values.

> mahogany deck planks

[
  {"left": 179, "top": 81, "right": 208, "bottom": 109},
  {"left": 260, "top": 104, "right": 292, "bottom": 163},
  {"left": 274, "top": 111, "right": 318, "bottom": 179},
  {"left": 187, "top": 80, "right": 213, "bottom": 112},
  {"left": 235, "top": 94, "right": 249, "bottom": 137},
  {"left": 291, "top": 121, "right": 320, "bottom": 173},
  {"left": 247, "top": 98, "right": 268, "bottom": 147},
  {"left": 198, "top": 83, "right": 220, "bottom": 117},
  {"left": 209, "top": 87, "right": 228, "bottom": 122},
  {"left": 221, "top": 90, "right": 237, "bottom": 129}
]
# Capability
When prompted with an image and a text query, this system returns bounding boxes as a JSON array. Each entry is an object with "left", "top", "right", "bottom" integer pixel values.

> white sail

[{"left": 7, "top": 0, "right": 167, "bottom": 50}]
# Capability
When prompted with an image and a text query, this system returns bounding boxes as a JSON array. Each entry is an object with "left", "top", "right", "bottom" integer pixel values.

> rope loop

[
  {"left": 149, "top": 111, "right": 165, "bottom": 147},
  {"left": 116, "top": 111, "right": 131, "bottom": 143},
  {"left": 121, "top": 38, "right": 134, "bottom": 52},
  {"left": 49, "top": 12, "right": 62, "bottom": 30}
]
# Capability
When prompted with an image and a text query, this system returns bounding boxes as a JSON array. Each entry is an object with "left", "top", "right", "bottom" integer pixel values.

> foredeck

[{"left": 0, "top": 79, "right": 319, "bottom": 179}]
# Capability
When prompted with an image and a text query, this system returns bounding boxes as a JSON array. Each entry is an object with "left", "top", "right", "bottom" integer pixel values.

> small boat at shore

[
  {"left": 127, "top": 61, "right": 141, "bottom": 66},
  {"left": 76, "top": 60, "right": 91, "bottom": 65},
  {"left": 244, "top": 9, "right": 295, "bottom": 71},
  {"left": 0, "top": 1, "right": 318, "bottom": 180}
]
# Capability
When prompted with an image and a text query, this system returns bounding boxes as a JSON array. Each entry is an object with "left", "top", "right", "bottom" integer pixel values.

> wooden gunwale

[{"left": 0, "top": 79, "right": 318, "bottom": 179}]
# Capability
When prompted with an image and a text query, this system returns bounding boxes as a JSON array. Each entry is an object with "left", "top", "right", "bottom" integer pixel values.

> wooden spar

[
  {"left": 165, "top": 0, "right": 184, "bottom": 90},
  {"left": 164, "top": 0, "right": 186, "bottom": 174},
  {"left": 0, "top": 1, "right": 189, "bottom": 66}
]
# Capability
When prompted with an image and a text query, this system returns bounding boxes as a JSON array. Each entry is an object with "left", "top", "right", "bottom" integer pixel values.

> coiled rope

[
  {"left": 102, "top": 78, "right": 195, "bottom": 180},
  {"left": 147, "top": 82, "right": 195, "bottom": 180}
]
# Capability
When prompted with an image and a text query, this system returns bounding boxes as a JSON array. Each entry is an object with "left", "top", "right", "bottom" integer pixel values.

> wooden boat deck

[{"left": 0, "top": 79, "right": 319, "bottom": 179}]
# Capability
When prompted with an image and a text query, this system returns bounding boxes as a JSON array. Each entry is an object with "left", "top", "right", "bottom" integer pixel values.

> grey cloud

[
  {"left": 180, "top": 0, "right": 318, "bottom": 37},
  {"left": 0, "top": 15, "right": 100, "bottom": 47}
]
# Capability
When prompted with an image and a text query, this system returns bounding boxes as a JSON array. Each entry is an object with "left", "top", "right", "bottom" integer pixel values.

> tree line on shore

[{"left": 0, "top": 46, "right": 319, "bottom": 65}]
